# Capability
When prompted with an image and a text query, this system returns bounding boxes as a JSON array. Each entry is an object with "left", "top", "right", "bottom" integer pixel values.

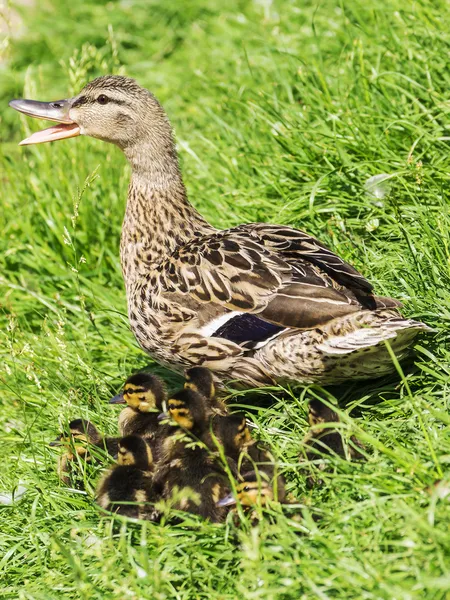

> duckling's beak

[
  {"left": 49, "top": 435, "right": 63, "bottom": 447},
  {"left": 157, "top": 411, "right": 169, "bottom": 422},
  {"left": 9, "top": 98, "right": 80, "bottom": 145},
  {"left": 216, "top": 493, "right": 237, "bottom": 507},
  {"left": 109, "top": 393, "right": 125, "bottom": 405}
]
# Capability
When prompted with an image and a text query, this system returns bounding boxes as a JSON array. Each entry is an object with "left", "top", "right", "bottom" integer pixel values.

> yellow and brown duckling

[
  {"left": 50, "top": 418, "right": 120, "bottom": 485},
  {"left": 109, "top": 372, "right": 166, "bottom": 439},
  {"left": 184, "top": 367, "right": 227, "bottom": 416},
  {"left": 95, "top": 435, "right": 158, "bottom": 520},
  {"left": 154, "top": 389, "right": 231, "bottom": 522},
  {"left": 212, "top": 414, "right": 286, "bottom": 502},
  {"left": 217, "top": 470, "right": 276, "bottom": 508},
  {"left": 153, "top": 453, "right": 230, "bottom": 523},
  {"left": 308, "top": 399, "right": 365, "bottom": 458},
  {"left": 161, "top": 386, "right": 234, "bottom": 462},
  {"left": 211, "top": 413, "right": 252, "bottom": 463},
  {"left": 164, "top": 387, "right": 210, "bottom": 436},
  {"left": 302, "top": 399, "right": 365, "bottom": 487}
]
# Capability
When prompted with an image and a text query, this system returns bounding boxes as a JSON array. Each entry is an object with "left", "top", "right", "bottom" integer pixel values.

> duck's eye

[
  {"left": 243, "top": 486, "right": 251, "bottom": 492},
  {"left": 97, "top": 94, "right": 109, "bottom": 105}
]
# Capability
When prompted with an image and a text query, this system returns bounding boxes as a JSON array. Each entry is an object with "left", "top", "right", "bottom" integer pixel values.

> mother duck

[{"left": 10, "top": 76, "right": 428, "bottom": 386}]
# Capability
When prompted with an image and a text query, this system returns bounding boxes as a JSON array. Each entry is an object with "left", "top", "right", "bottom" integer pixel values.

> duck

[
  {"left": 153, "top": 389, "right": 231, "bottom": 522},
  {"left": 109, "top": 372, "right": 166, "bottom": 439},
  {"left": 184, "top": 367, "right": 227, "bottom": 415},
  {"left": 50, "top": 418, "right": 121, "bottom": 485},
  {"left": 10, "top": 77, "right": 430, "bottom": 387},
  {"left": 95, "top": 434, "right": 159, "bottom": 520}
]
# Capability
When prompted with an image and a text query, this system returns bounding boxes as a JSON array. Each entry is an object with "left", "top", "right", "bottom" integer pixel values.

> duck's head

[
  {"left": 162, "top": 389, "right": 207, "bottom": 431},
  {"left": 109, "top": 372, "right": 166, "bottom": 413},
  {"left": 9, "top": 75, "right": 173, "bottom": 154},
  {"left": 214, "top": 414, "right": 252, "bottom": 453},
  {"left": 217, "top": 471, "right": 274, "bottom": 508},
  {"left": 184, "top": 367, "right": 216, "bottom": 403},
  {"left": 117, "top": 435, "right": 153, "bottom": 470},
  {"left": 50, "top": 418, "right": 101, "bottom": 447}
]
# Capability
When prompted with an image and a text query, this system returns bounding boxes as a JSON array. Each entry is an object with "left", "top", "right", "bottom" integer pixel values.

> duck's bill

[
  {"left": 109, "top": 393, "right": 125, "bottom": 405},
  {"left": 216, "top": 493, "right": 237, "bottom": 507},
  {"left": 157, "top": 411, "right": 169, "bottom": 422},
  {"left": 9, "top": 98, "right": 80, "bottom": 145}
]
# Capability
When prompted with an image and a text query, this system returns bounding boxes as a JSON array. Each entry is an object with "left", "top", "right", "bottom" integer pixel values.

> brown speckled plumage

[{"left": 11, "top": 76, "right": 430, "bottom": 386}]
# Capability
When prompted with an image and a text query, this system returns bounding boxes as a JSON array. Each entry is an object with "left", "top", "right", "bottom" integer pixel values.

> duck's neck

[{"left": 120, "top": 140, "right": 214, "bottom": 288}]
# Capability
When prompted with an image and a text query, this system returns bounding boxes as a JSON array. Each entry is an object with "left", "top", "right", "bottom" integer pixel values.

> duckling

[
  {"left": 211, "top": 413, "right": 253, "bottom": 462},
  {"left": 167, "top": 400, "right": 285, "bottom": 502},
  {"left": 153, "top": 447, "right": 231, "bottom": 523},
  {"left": 217, "top": 470, "right": 275, "bottom": 508},
  {"left": 95, "top": 435, "right": 158, "bottom": 520},
  {"left": 212, "top": 413, "right": 286, "bottom": 502},
  {"left": 162, "top": 387, "right": 233, "bottom": 460},
  {"left": 164, "top": 388, "right": 209, "bottom": 436},
  {"left": 306, "top": 400, "right": 365, "bottom": 456},
  {"left": 154, "top": 389, "right": 231, "bottom": 522},
  {"left": 184, "top": 367, "right": 227, "bottom": 416},
  {"left": 51, "top": 418, "right": 121, "bottom": 457},
  {"left": 109, "top": 372, "right": 166, "bottom": 439},
  {"left": 50, "top": 419, "right": 120, "bottom": 485},
  {"left": 302, "top": 399, "right": 365, "bottom": 487}
]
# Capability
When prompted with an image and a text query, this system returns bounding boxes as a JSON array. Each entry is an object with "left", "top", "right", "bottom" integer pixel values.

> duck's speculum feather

[{"left": 214, "top": 313, "right": 286, "bottom": 348}]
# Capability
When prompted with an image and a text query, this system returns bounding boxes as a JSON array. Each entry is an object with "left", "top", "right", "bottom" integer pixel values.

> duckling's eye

[
  {"left": 97, "top": 94, "right": 109, "bottom": 105},
  {"left": 243, "top": 486, "right": 251, "bottom": 492}
]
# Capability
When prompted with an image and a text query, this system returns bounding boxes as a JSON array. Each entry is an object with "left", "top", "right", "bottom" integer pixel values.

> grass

[{"left": 0, "top": 0, "right": 449, "bottom": 597}]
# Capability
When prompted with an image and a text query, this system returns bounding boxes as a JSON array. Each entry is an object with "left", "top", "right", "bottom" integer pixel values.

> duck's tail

[{"left": 317, "top": 309, "right": 431, "bottom": 357}]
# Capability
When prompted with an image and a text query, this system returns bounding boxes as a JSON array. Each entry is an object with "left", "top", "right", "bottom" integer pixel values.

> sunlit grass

[{"left": 0, "top": 0, "right": 449, "bottom": 598}]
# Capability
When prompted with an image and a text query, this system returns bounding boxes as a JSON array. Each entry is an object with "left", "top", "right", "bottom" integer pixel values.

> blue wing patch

[{"left": 214, "top": 313, "right": 285, "bottom": 348}]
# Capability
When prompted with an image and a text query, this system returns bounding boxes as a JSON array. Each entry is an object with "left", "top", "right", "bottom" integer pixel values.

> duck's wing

[
  {"left": 239, "top": 223, "right": 373, "bottom": 294},
  {"left": 159, "top": 228, "right": 371, "bottom": 344}
]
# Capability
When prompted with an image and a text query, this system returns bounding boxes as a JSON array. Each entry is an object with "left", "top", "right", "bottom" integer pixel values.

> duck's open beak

[
  {"left": 216, "top": 493, "right": 237, "bottom": 507},
  {"left": 9, "top": 98, "right": 80, "bottom": 145},
  {"left": 109, "top": 393, "right": 125, "bottom": 405}
]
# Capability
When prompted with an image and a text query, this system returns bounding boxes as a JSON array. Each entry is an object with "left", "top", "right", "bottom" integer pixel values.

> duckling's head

[
  {"left": 117, "top": 435, "right": 153, "bottom": 470},
  {"left": 166, "top": 389, "right": 207, "bottom": 431},
  {"left": 217, "top": 471, "right": 274, "bottom": 508},
  {"left": 50, "top": 418, "right": 101, "bottom": 447},
  {"left": 184, "top": 367, "right": 216, "bottom": 403},
  {"left": 214, "top": 414, "right": 252, "bottom": 452},
  {"left": 9, "top": 76, "right": 174, "bottom": 156},
  {"left": 110, "top": 373, "right": 166, "bottom": 413}
]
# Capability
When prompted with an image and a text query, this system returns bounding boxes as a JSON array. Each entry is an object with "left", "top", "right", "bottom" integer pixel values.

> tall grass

[{"left": 0, "top": 0, "right": 449, "bottom": 598}]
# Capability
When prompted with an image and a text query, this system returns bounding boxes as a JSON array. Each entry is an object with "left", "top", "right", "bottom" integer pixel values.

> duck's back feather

[
  {"left": 240, "top": 223, "right": 373, "bottom": 293},
  {"left": 159, "top": 224, "right": 398, "bottom": 336}
]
